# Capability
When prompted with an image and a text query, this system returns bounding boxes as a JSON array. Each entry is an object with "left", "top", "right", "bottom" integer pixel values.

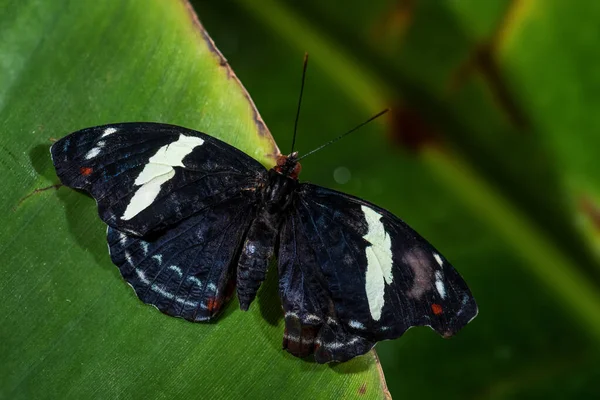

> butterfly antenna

[
  {"left": 297, "top": 108, "right": 390, "bottom": 161},
  {"left": 291, "top": 52, "right": 309, "bottom": 154}
]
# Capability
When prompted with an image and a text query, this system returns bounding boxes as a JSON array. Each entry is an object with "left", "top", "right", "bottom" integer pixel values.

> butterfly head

[{"left": 274, "top": 152, "right": 302, "bottom": 180}]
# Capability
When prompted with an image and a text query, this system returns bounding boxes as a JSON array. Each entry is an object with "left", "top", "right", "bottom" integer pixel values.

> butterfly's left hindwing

[
  {"left": 108, "top": 196, "right": 257, "bottom": 321},
  {"left": 278, "top": 184, "right": 478, "bottom": 363},
  {"left": 51, "top": 123, "right": 266, "bottom": 236}
]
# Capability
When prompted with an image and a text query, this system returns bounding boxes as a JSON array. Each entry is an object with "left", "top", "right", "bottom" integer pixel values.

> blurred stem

[{"left": 236, "top": 0, "right": 600, "bottom": 338}]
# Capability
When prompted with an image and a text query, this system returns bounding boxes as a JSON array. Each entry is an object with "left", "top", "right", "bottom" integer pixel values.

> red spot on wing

[
  {"left": 431, "top": 303, "right": 443, "bottom": 315},
  {"left": 80, "top": 167, "right": 93, "bottom": 176},
  {"left": 207, "top": 297, "right": 220, "bottom": 313}
]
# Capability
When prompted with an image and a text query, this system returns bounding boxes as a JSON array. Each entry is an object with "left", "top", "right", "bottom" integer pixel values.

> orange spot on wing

[
  {"left": 80, "top": 167, "right": 93, "bottom": 176},
  {"left": 431, "top": 303, "right": 443, "bottom": 315},
  {"left": 207, "top": 297, "right": 220, "bottom": 313}
]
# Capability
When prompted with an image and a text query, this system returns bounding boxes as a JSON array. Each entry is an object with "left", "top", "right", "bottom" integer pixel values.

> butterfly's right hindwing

[
  {"left": 51, "top": 123, "right": 266, "bottom": 236},
  {"left": 108, "top": 197, "right": 257, "bottom": 321}
]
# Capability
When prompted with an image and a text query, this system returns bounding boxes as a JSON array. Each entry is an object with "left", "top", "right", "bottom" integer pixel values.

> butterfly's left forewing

[
  {"left": 51, "top": 123, "right": 266, "bottom": 236},
  {"left": 278, "top": 184, "right": 478, "bottom": 363}
]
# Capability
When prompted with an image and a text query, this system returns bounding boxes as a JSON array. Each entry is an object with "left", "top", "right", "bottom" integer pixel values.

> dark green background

[
  {"left": 191, "top": 0, "right": 600, "bottom": 398},
  {"left": 2, "top": 0, "right": 600, "bottom": 398}
]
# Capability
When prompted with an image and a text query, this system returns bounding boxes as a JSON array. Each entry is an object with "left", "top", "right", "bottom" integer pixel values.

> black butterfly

[
  {"left": 50, "top": 118, "right": 477, "bottom": 363},
  {"left": 50, "top": 56, "right": 476, "bottom": 364}
]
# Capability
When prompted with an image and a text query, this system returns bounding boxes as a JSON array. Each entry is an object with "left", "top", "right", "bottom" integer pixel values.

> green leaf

[
  {"left": 0, "top": 1, "right": 387, "bottom": 399},
  {"left": 192, "top": 0, "right": 600, "bottom": 398},
  {"left": 495, "top": 0, "right": 600, "bottom": 256}
]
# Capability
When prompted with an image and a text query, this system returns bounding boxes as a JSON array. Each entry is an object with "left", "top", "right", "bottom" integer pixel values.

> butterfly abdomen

[
  {"left": 236, "top": 167, "right": 299, "bottom": 310},
  {"left": 237, "top": 209, "right": 279, "bottom": 310}
]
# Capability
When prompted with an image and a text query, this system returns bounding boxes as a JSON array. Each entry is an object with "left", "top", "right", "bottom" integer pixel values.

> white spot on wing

[
  {"left": 85, "top": 138, "right": 108, "bottom": 160},
  {"left": 136, "top": 268, "right": 198, "bottom": 308},
  {"left": 134, "top": 163, "right": 173, "bottom": 186},
  {"left": 284, "top": 332, "right": 305, "bottom": 343},
  {"left": 125, "top": 251, "right": 133, "bottom": 265},
  {"left": 168, "top": 265, "right": 182, "bottom": 277},
  {"left": 285, "top": 311, "right": 299, "bottom": 319},
  {"left": 304, "top": 314, "right": 322, "bottom": 323},
  {"left": 152, "top": 254, "right": 163, "bottom": 264},
  {"left": 121, "top": 134, "right": 204, "bottom": 220},
  {"left": 101, "top": 127, "right": 117, "bottom": 138},
  {"left": 433, "top": 253, "right": 443, "bottom": 267},
  {"left": 325, "top": 337, "right": 360, "bottom": 350},
  {"left": 147, "top": 134, "right": 204, "bottom": 168},
  {"left": 122, "top": 170, "right": 175, "bottom": 220},
  {"left": 435, "top": 270, "right": 446, "bottom": 299},
  {"left": 349, "top": 320, "right": 366, "bottom": 330},
  {"left": 85, "top": 147, "right": 101, "bottom": 160},
  {"left": 362, "top": 206, "right": 393, "bottom": 321},
  {"left": 151, "top": 284, "right": 198, "bottom": 308},
  {"left": 136, "top": 268, "right": 149, "bottom": 283},
  {"left": 187, "top": 276, "right": 202, "bottom": 286}
]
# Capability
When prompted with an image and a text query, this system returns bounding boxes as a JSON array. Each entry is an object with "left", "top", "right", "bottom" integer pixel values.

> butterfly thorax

[
  {"left": 260, "top": 152, "right": 301, "bottom": 214},
  {"left": 262, "top": 169, "right": 298, "bottom": 214}
]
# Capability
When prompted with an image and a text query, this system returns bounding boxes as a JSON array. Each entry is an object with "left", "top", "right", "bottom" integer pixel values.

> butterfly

[
  {"left": 50, "top": 118, "right": 477, "bottom": 363},
  {"left": 50, "top": 58, "right": 476, "bottom": 363}
]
